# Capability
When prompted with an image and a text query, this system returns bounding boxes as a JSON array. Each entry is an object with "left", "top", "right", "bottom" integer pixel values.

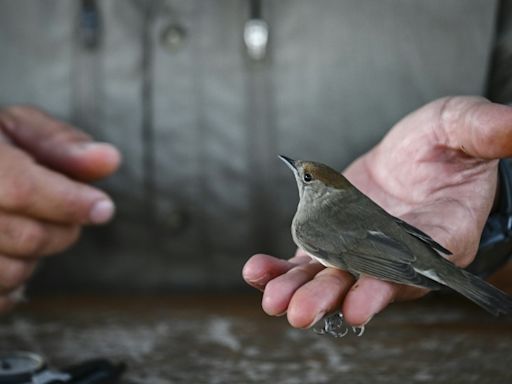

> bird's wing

[
  {"left": 340, "top": 233, "right": 442, "bottom": 289},
  {"left": 294, "top": 200, "right": 441, "bottom": 289},
  {"left": 393, "top": 217, "right": 452, "bottom": 255}
]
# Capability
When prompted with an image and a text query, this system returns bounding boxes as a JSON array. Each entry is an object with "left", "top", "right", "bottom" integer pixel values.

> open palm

[{"left": 243, "top": 96, "right": 512, "bottom": 327}]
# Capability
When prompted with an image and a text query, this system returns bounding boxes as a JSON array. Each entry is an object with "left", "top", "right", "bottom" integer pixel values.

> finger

[
  {"left": 436, "top": 97, "right": 512, "bottom": 159},
  {"left": 0, "top": 213, "right": 81, "bottom": 257},
  {"left": 262, "top": 262, "right": 325, "bottom": 316},
  {"left": 0, "top": 106, "right": 121, "bottom": 181},
  {"left": 0, "top": 146, "right": 114, "bottom": 224},
  {"left": 342, "top": 276, "right": 428, "bottom": 326},
  {"left": 243, "top": 254, "right": 298, "bottom": 291},
  {"left": 243, "top": 252, "right": 312, "bottom": 291},
  {"left": 290, "top": 249, "right": 315, "bottom": 264},
  {"left": 0, "top": 255, "right": 36, "bottom": 294},
  {"left": 287, "top": 268, "right": 355, "bottom": 328}
]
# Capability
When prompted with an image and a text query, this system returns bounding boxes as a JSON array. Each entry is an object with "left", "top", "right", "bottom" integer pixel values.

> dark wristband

[{"left": 468, "top": 159, "right": 512, "bottom": 277}]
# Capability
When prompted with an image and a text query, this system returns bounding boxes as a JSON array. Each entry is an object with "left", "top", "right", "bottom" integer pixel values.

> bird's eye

[{"left": 303, "top": 173, "right": 312, "bottom": 182}]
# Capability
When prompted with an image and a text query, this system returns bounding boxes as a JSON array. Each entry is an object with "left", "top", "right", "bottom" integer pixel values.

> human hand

[
  {"left": 243, "top": 96, "right": 512, "bottom": 327},
  {"left": 0, "top": 106, "right": 121, "bottom": 312}
]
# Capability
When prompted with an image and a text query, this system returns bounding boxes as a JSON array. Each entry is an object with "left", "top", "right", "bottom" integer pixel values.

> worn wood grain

[{"left": 1, "top": 294, "right": 511, "bottom": 383}]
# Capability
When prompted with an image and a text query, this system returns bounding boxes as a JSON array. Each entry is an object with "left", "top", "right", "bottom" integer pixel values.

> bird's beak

[{"left": 278, "top": 155, "right": 298, "bottom": 173}]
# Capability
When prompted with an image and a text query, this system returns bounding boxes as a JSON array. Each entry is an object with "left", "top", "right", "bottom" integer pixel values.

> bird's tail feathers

[{"left": 439, "top": 266, "right": 512, "bottom": 316}]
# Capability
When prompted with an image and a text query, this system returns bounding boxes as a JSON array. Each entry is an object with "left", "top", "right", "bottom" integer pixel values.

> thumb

[
  {"left": 0, "top": 106, "right": 121, "bottom": 181},
  {"left": 438, "top": 96, "right": 512, "bottom": 160}
]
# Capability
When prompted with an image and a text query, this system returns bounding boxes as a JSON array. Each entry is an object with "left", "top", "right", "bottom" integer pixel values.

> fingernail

[
  {"left": 248, "top": 273, "right": 270, "bottom": 289},
  {"left": 71, "top": 142, "right": 101, "bottom": 153},
  {"left": 89, "top": 199, "right": 115, "bottom": 224},
  {"left": 355, "top": 314, "right": 375, "bottom": 328},
  {"left": 307, "top": 311, "right": 326, "bottom": 328},
  {"left": 72, "top": 142, "right": 119, "bottom": 157}
]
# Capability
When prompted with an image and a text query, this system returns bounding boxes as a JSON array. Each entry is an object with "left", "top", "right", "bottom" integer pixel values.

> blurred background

[
  {"left": 1, "top": 0, "right": 508, "bottom": 294},
  {"left": 2, "top": 1, "right": 512, "bottom": 383}
]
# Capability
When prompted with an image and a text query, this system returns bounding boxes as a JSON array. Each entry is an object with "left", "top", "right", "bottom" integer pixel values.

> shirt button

[{"left": 160, "top": 23, "right": 186, "bottom": 52}]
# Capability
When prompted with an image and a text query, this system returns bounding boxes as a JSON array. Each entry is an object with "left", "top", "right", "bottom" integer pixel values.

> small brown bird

[{"left": 280, "top": 155, "right": 512, "bottom": 316}]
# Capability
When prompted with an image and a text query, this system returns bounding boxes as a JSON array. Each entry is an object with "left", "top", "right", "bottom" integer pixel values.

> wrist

[{"left": 469, "top": 159, "right": 512, "bottom": 277}]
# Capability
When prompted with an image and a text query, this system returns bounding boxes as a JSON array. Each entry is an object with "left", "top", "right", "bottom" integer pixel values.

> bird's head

[{"left": 278, "top": 155, "right": 350, "bottom": 199}]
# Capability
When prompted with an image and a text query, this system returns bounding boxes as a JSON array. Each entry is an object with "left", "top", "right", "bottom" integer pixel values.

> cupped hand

[
  {"left": 0, "top": 106, "right": 121, "bottom": 312},
  {"left": 243, "top": 96, "right": 512, "bottom": 327}
]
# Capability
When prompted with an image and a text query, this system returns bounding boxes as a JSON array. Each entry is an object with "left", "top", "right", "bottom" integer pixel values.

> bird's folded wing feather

[
  {"left": 295, "top": 202, "right": 442, "bottom": 289},
  {"left": 393, "top": 217, "right": 452, "bottom": 255},
  {"left": 340, "top": 235, "right": 442, "bottom": 289}
]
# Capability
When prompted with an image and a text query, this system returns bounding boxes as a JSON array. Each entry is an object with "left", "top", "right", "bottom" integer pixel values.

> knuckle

[
  {"left": 0, "top": 150, "right": 36, "bottom": 212},
  {"left": 47, "top": 125, "right": 91, "bottom": 145},
  {"left": 435, "top": 97, "right": 457, "bottom": 142},
  {"left": 0, "top": 176, "right": 34, "bottom": 211},
  {"left": 316, "top": 267, "right": 354, "bottom": 285},
  {"left": 17, "top": 222, "right": 47, "bottom": 256},
  {"left": 2, "top": 105, "right": 42, "bottom": 128},
  {"left": 3, "top": 105, "right": 53, "bottom": 126},
  {"left": 291, "top": 263, "right": 324, "bottom": 278}
]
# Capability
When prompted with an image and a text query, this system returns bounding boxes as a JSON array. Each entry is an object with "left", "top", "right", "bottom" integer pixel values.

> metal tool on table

[{"left": 0, "top": 352, "right": 125, "bottom": 384}]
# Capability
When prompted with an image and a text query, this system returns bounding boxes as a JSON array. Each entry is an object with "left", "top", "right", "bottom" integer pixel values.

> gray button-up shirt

[{"left": 0, "top": 0, "right": 504, "bottom": 292}]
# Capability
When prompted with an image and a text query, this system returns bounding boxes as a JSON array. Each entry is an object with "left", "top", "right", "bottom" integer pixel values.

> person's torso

[{"left": 0, "top": 0, "right": 499, "bottom": 291}]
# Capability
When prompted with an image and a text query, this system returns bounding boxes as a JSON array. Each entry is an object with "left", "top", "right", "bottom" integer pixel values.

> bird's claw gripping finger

[
  {"left": 313, "top": 311, "right": 366, "bottom": 338},
  {"left": 352, "top": 325, "right": 365, "bottom": 337},
  {"left": 313, "top": 311, "right": 348, "bottom": 338}
]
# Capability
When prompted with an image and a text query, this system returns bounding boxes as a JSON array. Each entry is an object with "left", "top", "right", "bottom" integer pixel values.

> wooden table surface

[{"left": 1, "top": 294, "right": 511, "bottom": 383}]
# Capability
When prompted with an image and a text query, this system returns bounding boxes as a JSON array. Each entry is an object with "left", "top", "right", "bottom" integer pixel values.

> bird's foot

[
  {"left": 313, "top": 311, "right": 366, "bottom": 338},
  {"left": 352, "top": 325, "right": 365, "bottom": 337}
]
